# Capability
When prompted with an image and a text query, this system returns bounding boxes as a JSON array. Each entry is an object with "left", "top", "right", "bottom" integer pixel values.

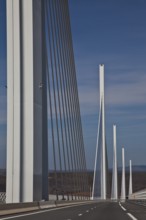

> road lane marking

[
  {"left": 127, "top": 213, "right": 138, "bottom": 220},
  {"left": 121, "top": 205, "right": 126, "bottom": 211},
  {"left": 86, "top": 210, "right": 89, "bottom": 212},
  {"left": 119, "top": 202, "right": 121, "bottom": 207},
  {"left": 119, "top": 202, "right": 127, "bottom": 211},
  {"left": 78, "top": 214, "right": 82, "bottom": 216},
  {"left": 0, "top": 202, "right": 98, "bottom": 220}
]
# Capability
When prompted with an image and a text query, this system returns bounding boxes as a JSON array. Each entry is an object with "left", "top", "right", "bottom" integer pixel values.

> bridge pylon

[
  {"left": 6, "top": 0, "right": 48, "bottom": 203},
  {"left": 120, "top": 147, "right": 126, "bottom": 201},
  {"left": 92, "top": 65, "right": 108, "bottom": 200},
  {"left": 111, "top": 125, "right": 118, "bottom": 200},
  {"left": 128, "top": 160, "right": 133, "bottom": 197}
]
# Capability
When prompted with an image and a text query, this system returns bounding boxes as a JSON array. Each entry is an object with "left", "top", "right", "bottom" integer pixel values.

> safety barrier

[
  {"left": 0, "top": 199, "right": 93, "bottom": 216},
  {"left": 129, "top": 188, "right": 146, "bottom": 200}
]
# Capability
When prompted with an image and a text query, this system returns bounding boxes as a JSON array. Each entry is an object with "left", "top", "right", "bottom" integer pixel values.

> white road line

[
  {"left": 78, "top": 214, "right": 82, "bottom": 216},
  {"left": 0, "top": 203, "right": 95, "bottom": 220},
  {"left": 121, "top": 206, "right": 126, "bottom": 211},
  {"left": 127, "top": 213, "right": 138, "bottom": 220},
  {"left": 119, "top": 202, "right": 126, "bottom": 211},
  {"left": 119, "top": 202, "right": 122, "bottom": 207},
  {"left": 86, "top": 210, "right": 89, "bottom": 212}
]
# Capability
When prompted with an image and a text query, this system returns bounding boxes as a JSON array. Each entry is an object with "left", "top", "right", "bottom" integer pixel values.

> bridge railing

[
  {"left": 0, "top": 192, "right": 6, "bottom": 204},
  {"left": 0, "top": 199, "right": 93, "bottom": 216},
  {"left": 129, "top": 188, "right": 146, "bottom": 200}
]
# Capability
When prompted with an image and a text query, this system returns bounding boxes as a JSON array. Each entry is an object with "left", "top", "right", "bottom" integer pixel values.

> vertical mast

[
  {"left": 129, "top": 160, "right": 133, "bottom": 196},
  {"left": 6, "top": 0, "right": 48, "bottom": 203},
  {"left": 6, "top": 0, "right": 21, "bottom": 203},
  {"left": 99, "top": 64, "right": 106, "bottom": 200},
  {"left": 92, "top": 64, "right": 107, "bottom": 200},
  {"left": 111, "top": 125, "right": 118, "bottom": 200},
  {"left": 121, "top": 147, "right": 126, "bottom": 201}
]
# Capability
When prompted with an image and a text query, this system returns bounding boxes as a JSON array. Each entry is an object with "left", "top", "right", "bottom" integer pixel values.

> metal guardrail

[
  {"left": 127, "top": 199, "right": 146, "bottom": 207},
  {"left": 0, "top": 199, "right": 93, "bottom": 216},
  {"left": 129, "top": 189, "right": 146, "bottom": 200},
  {"left": 0, "top": 192, "right": 89, "bottom": 205}
]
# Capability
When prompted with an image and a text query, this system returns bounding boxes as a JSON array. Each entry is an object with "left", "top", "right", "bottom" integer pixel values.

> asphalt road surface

[{"left": 0, "top": 201, "right": 146, "bottom": 220}]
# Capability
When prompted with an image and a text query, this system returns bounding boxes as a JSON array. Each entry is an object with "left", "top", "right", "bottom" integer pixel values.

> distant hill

[
  {"left": 88, "top": 165, "right": 146, "bottom": 173},
  {"left": 1, "top": 165, "right": 146, "bottom": 175},
  {"left": 119, "top": 165, "right": 146, "bottom": 172}
]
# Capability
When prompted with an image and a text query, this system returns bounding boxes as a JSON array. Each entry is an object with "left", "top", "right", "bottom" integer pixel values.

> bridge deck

[{"left": 0, "top": 201, "right": 146, "bottom": 220}]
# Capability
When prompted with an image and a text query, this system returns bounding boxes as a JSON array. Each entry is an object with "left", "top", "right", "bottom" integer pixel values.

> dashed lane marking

[
  {"left": 121, "top": 205, "right": 126, "bottom": 211},
  {"left": 127, "top": 213, "right": 138, "bottom": 220},
  {"left": 119, "top": 202, "right": 138, "bottom": 220},
  {"left": 78, "top": 214, "right": 83, "bottom": 216},
  {"left": 0, "top": 202, "right": 97, "bottom": 220}
]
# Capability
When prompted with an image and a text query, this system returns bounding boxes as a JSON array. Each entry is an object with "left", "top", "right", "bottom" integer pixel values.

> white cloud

[
  {"left": 106, "top": 74, "right": 146, "bottom": 105},
  {"left": 78, "top": 70, "right": 146, "bottom": 116}
]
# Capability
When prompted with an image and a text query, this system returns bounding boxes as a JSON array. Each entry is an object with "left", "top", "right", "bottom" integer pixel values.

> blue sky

[
  {"left": 68, "top": 0, "right": 146, "bottom": 169},
  {"left": 0, "top": 0, "right": 146, "bottom": 169},
  {"left": 0, "top": 0, "right": 6, "bottom": 168}
]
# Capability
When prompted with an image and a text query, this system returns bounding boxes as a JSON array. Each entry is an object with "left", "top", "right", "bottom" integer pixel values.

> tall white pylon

[
  {"left": 128, "top": 160, "right": 133, "bottom": 196},
  {"left": 121, "top": 147, "right": 126, "bottom": 201},
  {"left": 6, "top": 0, "right": 48, "bottom": 203},
  {"left": 100, "top": 64, "right": 106, "bottom": 200},
  {"left": 92, "top": 64, "right": 107, "bottom": 200},
  {"left": 111, "top": 125, "right": 118, "bottom": 200}
]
